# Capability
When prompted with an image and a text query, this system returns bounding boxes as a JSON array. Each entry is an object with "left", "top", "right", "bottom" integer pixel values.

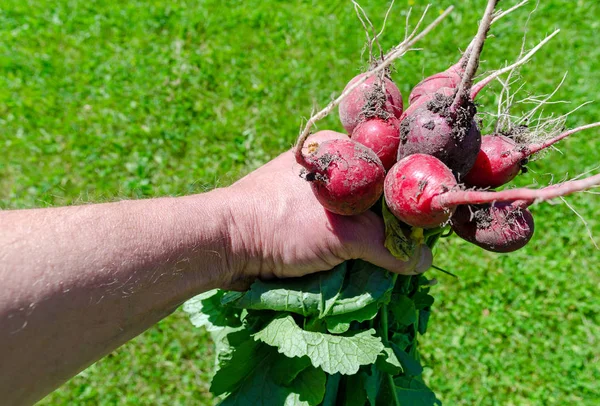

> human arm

[{"left": 0, "top": 131, "right": 432, "bottom": 405}]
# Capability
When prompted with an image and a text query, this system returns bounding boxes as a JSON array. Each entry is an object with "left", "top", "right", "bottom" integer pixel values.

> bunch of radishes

[{"left": 296, "top": 0, "right": 600, "bottom": 255}]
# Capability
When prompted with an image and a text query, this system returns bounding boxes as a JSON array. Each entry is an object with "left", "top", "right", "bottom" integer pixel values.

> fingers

[
  {"left": 248, "top": 131, "right": 350, "bottom": 175},
  {"left": 303, "top": 130, "right": 349, "bottom": 145},
  {"left": 360, "top": 232, "right": 433, "bottom": 275},
  {"left": 345, "top": 212, "right": 433, "bottom": 275}
]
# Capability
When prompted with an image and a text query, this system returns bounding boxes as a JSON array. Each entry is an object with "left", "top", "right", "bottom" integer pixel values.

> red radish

[
  {"left": 301, "top": 139, "right": 385, "bottom": 216},
  {"left": 451, "top": 202, "right": 534, "bottom": 252},
  {"left": 384, "top": 154, "right": 458, "bottom": 229},
  {"left": 292, "top": 8, "right": 457, "bottom": 215},
  {"left": 398, "top": 0, "right": 497, "bottom": 178},
  {"left": 399, "top": 29, "right": 558, "bottom": 179},
  {"left": 409, "top": 58, "right": 466, "bottom": 105},
  {"left": 384, "top": 153, "right": 600, "bottom": 229},
  {"left": 352, "top": 117, "right": 400, "bottom": 170},
  {"left": 338, "top": 73, "right": 403, "bottom": 135},
  {"left": 464, "top": 122, "right": 600, "bottom": 188}
]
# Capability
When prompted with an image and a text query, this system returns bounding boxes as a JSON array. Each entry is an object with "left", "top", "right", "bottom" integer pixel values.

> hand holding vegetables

[
  {"left": 187, "top": 1, "right": 600, "bottom": 405},
  {"left": 226, "top": 130, "right": 432, "bottom": 285}
]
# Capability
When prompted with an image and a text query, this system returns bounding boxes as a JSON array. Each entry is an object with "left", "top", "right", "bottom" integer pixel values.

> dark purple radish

[
  {"left": 451, "top": 203, "right": 534, "bottom": 252},
  {"left": 384, "top": 153, "right": 600, "bottom": 229},
  {"left": 338, "top": 73, "right": 404, "bottom": 135},
  {"left": 401, "top": 86, "right": 455, "bottom": 121},
  {"left": 301, "top": 139, "right": 385, "bottom": 216},
  {"left": 352, "top": 117, "right": 400, "bottom": 170},
  {"left": 464, "top": 122, "right": 600, "bottom": 188},
  {"left": 398, "top": 0, "right": 497, "bottom": 179},
  {"left": 399, "top": 105, "right": 482, "bottom": 178}
]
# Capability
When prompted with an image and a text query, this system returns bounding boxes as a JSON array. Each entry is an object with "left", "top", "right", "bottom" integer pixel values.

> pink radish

[
  {"left": 338, "top": 73, "right": 403, "bottom": 135},
  {"left": 352, "top": 117, "right": 400, "bottom": 170},
  {"left": 384, "top": 153, "right": 600, "bottom": 229},
  {"left": 464, "top": 122, "right": 600, "bottom": 188},
  {"left": 451, "top": 202, "right": 534, "bottom": 252},
  {"left": 409, "top": 59, "right": 466, "bottom": 106},
  {"left": 301, "top": 139, "right": 385, "bottom": 216},
  {"left": 408, "top": 0, "right": 533, "bottom": 107}
]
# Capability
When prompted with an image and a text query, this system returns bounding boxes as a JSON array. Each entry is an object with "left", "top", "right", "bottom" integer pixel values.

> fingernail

[{"left": 414, "top": 245, "right": 433, "bottom": 274}]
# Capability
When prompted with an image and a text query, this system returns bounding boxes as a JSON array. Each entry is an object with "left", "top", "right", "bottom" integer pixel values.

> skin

[{"left": 0, "top": 130, "right": 432, "bottom": 405}]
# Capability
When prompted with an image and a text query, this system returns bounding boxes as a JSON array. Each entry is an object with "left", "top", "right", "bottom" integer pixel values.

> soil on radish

[
  {"left": 361, "top": 83, "right": 393, "bottom": 121},
  {"left": 399, "top": 94, "right": 480, "bottom": 178},
  {"left": 301, "top": 139, "right": 385, "bottom": 216}
]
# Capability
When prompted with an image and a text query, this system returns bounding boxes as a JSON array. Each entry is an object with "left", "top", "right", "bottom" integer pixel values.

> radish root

[
  {"left": 471, "top": 29, "right": 560, "bottom": 98},
  {"left": 294, "top": 5, "right": 455, "bottom": 165}
]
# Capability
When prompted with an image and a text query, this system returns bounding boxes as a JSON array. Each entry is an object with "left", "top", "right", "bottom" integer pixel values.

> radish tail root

[
  {"left": 434, "top": 173, "right": 600, "bottom": 209},
  {"left": 294, "top": 5, "right": 455, "bottom": 166}
]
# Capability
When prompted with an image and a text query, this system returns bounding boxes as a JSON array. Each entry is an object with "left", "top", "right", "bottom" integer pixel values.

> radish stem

[
  {"left": 451, "top": 0, "right": 498, "bottom": 111},
  {"left": 528, "top": 122, "right": 600, "bottom": 154},
  {"left": 434, "top": 173, "right": 600, "bottom": 208}
]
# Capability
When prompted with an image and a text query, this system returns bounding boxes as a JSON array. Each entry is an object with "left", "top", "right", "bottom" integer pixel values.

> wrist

[
  {"left": 216, "top": 186, "right": 262, "bottom": 286},
  {"left": 178, "top": 187, "right": 257, "bottom": 292}
]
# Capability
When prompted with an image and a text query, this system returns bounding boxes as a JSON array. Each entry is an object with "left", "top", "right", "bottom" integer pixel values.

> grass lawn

[{"left": 1, "top": 0, "right": 599, "bottom": 404}]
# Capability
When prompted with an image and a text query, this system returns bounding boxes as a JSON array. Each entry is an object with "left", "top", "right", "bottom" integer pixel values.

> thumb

[{"left": 355, "top": 213, "right": 433, "bottom": 275}]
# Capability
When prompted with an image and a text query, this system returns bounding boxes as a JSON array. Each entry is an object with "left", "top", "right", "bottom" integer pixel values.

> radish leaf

[{"left": 254, "top": 315, "right": 384, "bottom": 375}]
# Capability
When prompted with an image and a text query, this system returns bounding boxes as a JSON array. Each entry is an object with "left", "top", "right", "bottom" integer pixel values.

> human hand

[{"left": 219, "top": 130, "right": 432, "bottom": 289}]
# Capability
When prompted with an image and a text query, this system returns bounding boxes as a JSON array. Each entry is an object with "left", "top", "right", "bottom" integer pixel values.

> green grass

[{"left": 1, "top": 0, "right": 599, "bottom": 404}]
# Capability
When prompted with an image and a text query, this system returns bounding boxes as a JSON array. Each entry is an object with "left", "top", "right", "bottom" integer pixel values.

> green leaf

[
  {"left": 376, "top": 370, "right": 400, "bottom": 406},
  {"left": 254, "top": 315, "right": 384, "bottom": 375},
  {"left": 382, "top": 200, "right": 416, "bottom": 261},
  {"left": 218, "top": 349, "right": 325, "bottom": 406},
  {"left": 224, "top": 263, "right": 347, "bottom": 317},
  {"left": 220, "top": 291, "right": 244, "bottom": 305},
  {"left": 210, "top": 332, "right": 270, "bottom": 396},
  {"left": 389, "top": 294, "right": 417, "bottom": 327},
  {"left": 329, "top": 260, "right": 394, "bottom": 316},
  {"left": 391, "top": 333, "right": 412, "bottom": 351},
  {"left": 394, "top": 377, "right": 442, "bottom": 406},
  {"left": 219, "top": 366, "right": 285, "bottom": 406},
  {"left": 286, "top": 366, "right": 327, "bottom": 406},
  {"left": 412, "top": 290, "right": 434, "bottom": 310},
  {"left": 376, "top": 345, "right": 403, "bottom": 375},
  {"left": 341, "top": 373, "right": 369, "bottom": 406},
  {"left": 272, "top": 356, "right": 312, "bottom": 386},
  {"left": 324, "top": 301, "right": 380, "bottom": 334},
  {"left": 182, "top": 289, "right": 242, "bottom": 331},
  {"left": 390, "top": 342, "right": 423, "bottom": 377},
  {"left": 219, "top": 363, "right": 301, "bottom": 406},
  {"left": 209, "top": 326, "right": 248, "bottom": 371},
  {"left": 363, "top": 366, "right": 381, "bottom": 406},
  {"left": 418, "top": 309, "right": 431, "bottom": 335},
  {"left": 394, "top": 275, "right": 414, "bottom": 295}
]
